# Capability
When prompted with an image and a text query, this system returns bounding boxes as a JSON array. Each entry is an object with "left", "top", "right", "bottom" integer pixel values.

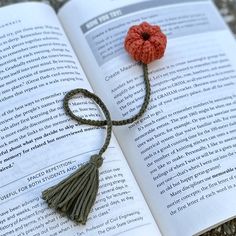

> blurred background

[
  {"left": 0, "top": 0, "right": 236, "bottom": 235},
  {"left": 0, "top": 0, "right": 235, "bottom": 35},
  {"left": 0, "top": 0, "right": 236, "bottom": 37}
]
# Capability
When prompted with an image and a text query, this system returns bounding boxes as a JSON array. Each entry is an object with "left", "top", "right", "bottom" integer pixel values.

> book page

[
  {"left": 0, "top": 3, "right": 161, "bottom": 236},
  {"left": 59, "top": 0, "right": 236, "bottom": 235}
]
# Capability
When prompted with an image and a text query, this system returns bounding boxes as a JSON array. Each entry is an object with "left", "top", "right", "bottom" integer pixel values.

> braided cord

[
  {"left": 63, "top": 63, "right": 150, "bottom": 127},
  {"left": 63, "top": 63, "right": 150, "bottom": 156},
  {"left": 63, "top": 89, "right": 112, "bottom": 156}
]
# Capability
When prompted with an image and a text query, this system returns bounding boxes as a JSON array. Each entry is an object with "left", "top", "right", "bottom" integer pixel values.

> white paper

[{"left": 0, "top": 3, "right": 161, "bottom": 236}]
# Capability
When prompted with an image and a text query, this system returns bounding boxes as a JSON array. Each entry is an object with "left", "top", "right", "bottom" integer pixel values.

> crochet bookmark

[{"left": 42, "top": 22, "right": 167, "bottom": 224}]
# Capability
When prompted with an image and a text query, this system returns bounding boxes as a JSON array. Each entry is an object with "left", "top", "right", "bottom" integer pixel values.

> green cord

[
  {"left": 42, "top": 63, "right": 150, "bottom": 225},
  {"left": 63, "top": 63, "right": 150, "bottom": 127}
]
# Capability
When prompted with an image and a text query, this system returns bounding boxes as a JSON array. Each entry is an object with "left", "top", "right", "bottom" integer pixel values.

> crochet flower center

[{"left": 141, "top": 32, "right": 150, "bottom": 41}]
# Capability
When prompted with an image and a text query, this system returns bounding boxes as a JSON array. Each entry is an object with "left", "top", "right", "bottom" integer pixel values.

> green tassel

[{"left": 42, "top": 154, "right": 103, "bottom": 224}]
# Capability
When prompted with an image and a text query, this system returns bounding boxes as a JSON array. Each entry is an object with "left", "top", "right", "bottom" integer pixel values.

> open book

[{"left": 1, "top": 0, "right": 236, "bottom": 235}]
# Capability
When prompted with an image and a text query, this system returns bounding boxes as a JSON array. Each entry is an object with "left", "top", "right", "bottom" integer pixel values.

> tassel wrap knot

[{"left": 90, "top": 155, "right": 103, "bottom": 168}]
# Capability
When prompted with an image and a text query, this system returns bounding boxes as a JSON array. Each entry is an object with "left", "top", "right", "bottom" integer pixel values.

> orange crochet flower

[{"left": 124, "top": 22, "right": 167, "bottom": 64}]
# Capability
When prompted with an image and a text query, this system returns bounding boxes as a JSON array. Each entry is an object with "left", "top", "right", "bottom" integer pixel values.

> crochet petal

[{"left": 141, "top": 41, "right": 156, "bottom": 64}]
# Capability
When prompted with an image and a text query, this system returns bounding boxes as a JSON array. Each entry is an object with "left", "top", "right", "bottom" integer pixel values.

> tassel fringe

[{"left": 42, "top": 155, "right": 103, "bottom": 224}]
